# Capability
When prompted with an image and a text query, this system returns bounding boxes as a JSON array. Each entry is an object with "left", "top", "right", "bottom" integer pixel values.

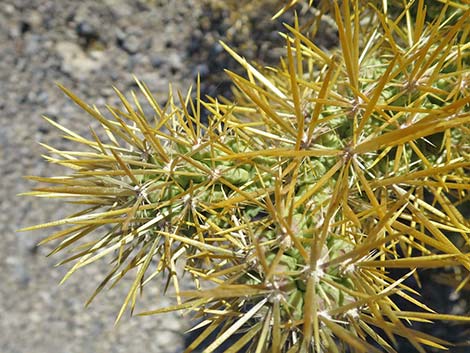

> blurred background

[
  {"left": 0, "top": 1, "right": 291, "bottom": 352},
  {"left": 1, "top": 1, "right": 201, "bottom": 352}
]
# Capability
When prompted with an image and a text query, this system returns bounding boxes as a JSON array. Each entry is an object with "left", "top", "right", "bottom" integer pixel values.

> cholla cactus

[{"left": 23, "top": 1, "right": 470, "bottom": 353}]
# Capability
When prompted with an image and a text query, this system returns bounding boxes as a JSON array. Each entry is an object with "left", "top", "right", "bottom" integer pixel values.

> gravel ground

[
  {"left": 1, "top": 1, "right": 201, "bottom": 352},
  {"left": 2, "top": 1, "right": 470, "bottom": 352},
  {"left": 0, "top": 1, "right": 299, "bottom": 352}
]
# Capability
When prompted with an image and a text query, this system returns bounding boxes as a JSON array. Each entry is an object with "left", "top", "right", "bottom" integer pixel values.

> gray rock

[
  {"left": 121, "top": 33, "right": 141, "bottom": 54},
  {"left": 23, "top": 33, "right": 42, "bottom": 55},
  {"left": 76, "top": 20, "right": 100, "bottom": 45},
  {"left": 25, "top": 10, "right": 43, "bottom": 31},
  {"left": 56, "top": 41, "right": 106, "bottom": 79},
  {"left": 151, "top": 54, "right": 163, "bottom": 68}
]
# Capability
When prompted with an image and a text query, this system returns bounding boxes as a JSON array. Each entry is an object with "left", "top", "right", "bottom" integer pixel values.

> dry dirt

[
  {"left": 2, "top": 1, "right": 203, "bottom": 352},
  {"left": 0, "top": 1, "right": 296, "bottom": 352}
]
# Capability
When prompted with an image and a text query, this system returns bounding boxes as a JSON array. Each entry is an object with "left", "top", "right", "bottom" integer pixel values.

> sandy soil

[
  {"left": 1, "top": 1, "right": 297, "bottom": 352},
  {"left": 1, "top": 1, "right": 200, "bottom": 352}
]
